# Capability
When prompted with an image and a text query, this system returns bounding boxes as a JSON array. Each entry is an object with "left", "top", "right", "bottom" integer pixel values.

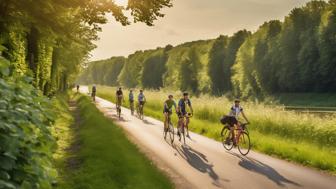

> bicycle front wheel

[
  {"left": 237, "top": 132, "right": 251, "bottom": 156},
  {"left": 168, "top": 122, "right": 174, "bottom": 143}
]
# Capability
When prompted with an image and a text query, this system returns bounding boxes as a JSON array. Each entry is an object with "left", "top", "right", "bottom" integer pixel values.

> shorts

[
  {"left": 163, "top": 108, "right": 172, "bottom": 114},
  {"left": 91, "top": 91, "right": 96, "bottom": 97},
  {"left": 139, "top": 101, "right": 145, "bottom": 106},
  {"left": 220, "top": 116, "right": 238, "bottom": 127}
]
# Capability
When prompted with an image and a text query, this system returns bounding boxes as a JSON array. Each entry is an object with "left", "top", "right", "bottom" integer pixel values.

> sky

[{"left": 90, "top": 0, "right": 311, "bottom": 61}]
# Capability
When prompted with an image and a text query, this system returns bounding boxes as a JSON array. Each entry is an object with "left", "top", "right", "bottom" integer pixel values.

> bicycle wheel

[
  {"left": 168, "top": 122, "right": 174, "bottom": 143},
  {"left": 237, "top": 132, "right": 251, "bottom": 156},
  {"left": 181, "top": 125, "right": 186, "bottom": 144},
  {"left": 118, "top": 107, "right": 121, "bottom": 119},
  {"left": 221, "top": 126, "right": 234, "bottom": 151},
  {"left": 140, "top": 107, "right": 144, "bottom": 120}
]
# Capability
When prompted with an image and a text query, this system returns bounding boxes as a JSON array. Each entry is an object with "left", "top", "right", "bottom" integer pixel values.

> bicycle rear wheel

[
  {"left": 221, "top": 126, "right": 233, "bottom": 150},
  {"left": 118, "top": 107, "right": 121, "bottom": 118},
  {"left": 237, "top": 132, "right": 251, "bottom": 156}
]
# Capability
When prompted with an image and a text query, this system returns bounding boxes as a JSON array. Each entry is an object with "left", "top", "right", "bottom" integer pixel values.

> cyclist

[
  {"left": 163, "top": 95, "right": 177, "bottom": 132},
  {"left": 177, "top": 92, "right": 193, "bottom": 138},
  {"left": 91, "top": 85, "right": 97, "bottom": 101},
  {"left": 116, "top": 87, "right": 123, "bottom": 109},
  {"left": 137, "top": 90, "right": 146, "bottom": 115},
  {"left": 222, "top": 99, "right": 249, "bottom": 145},
  {"left": 129, "top": 90, "right": 135, "bottom": 115},
  {"left": 76, "top": 84, "right": 80, "bottom": 93}
]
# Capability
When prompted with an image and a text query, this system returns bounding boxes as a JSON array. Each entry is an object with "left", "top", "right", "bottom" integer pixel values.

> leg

[
  {"left": 164, "top": 112, "right": 169, "bottom": 130},
  {"left": 185, "top": 116, "right": 190, "bottom": 137}
]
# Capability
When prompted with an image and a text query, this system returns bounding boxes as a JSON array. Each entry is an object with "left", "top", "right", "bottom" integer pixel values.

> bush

[{"left": 0, "top": 56, "right": 56, "bottom": 189}]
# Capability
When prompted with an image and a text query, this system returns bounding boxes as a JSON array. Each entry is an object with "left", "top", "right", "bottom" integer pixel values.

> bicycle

[
  {"left": 130, "top": 101, "right": 135, "bottom": 115},
  {"left": 177, "top": 113, "right": 192, "bottom": 144},
  {"left": 137, "top": 102, "right": 144, "bottom": 120},
  {"left": 91, "top": 92, "right": 96, "bottom": 102},
  {"left": 221, "top": 123, "right": 251, "bottom": 155},
  {"left": 163, "top": 113, "right": 174, "bottom": 144},
  {"left": 116, "top": 104, "right": 121, "bottom": 119}
]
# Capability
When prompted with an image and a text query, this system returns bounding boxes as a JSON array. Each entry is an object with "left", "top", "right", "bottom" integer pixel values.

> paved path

[{"left": 81, "top": 87, "right": 336, "bottom": 189}]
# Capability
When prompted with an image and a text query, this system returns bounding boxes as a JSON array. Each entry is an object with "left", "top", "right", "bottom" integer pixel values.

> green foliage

[
  {"left": 208, "top": 30, "right": 250, "bottom": 95},
  {"left": 0, "top": 57, "right": 56, "bottom": 189}
]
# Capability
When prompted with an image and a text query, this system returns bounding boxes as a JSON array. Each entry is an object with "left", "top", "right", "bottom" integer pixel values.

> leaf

[{"left": 0, "top": 180, "right": 16, "bottom": 189}]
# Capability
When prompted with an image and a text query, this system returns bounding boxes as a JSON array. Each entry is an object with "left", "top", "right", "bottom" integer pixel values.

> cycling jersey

[
  {"left": 129, "top": 92, "right": 134, "bottom": 102},
  {"left": 138, "top": 93, "right": 145, "bottom": 102},
  {"left": 178, "top": 98, "right": 191, "bottom": 115},
  {"left": 116, "top": 90, "right": 123, "bottom": 96},
  {"left": 164, "top": 99, "right": 176, "bottom": 113},
  {"left": 229, "top": 105, "right": 243, "bottom": 118}
]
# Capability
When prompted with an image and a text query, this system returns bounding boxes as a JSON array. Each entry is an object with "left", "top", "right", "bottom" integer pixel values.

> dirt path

[{"left": 80, "top": 87, "right": 336, "bottom": 189}]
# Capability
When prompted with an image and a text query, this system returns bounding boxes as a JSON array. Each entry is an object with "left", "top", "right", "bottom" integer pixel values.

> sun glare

[{"left": 114, "top": 0, "right": 128, "bottom": 6}]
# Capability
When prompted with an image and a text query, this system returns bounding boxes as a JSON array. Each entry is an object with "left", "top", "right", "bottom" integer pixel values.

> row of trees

[{"left": 79, "top": 0, "right": 336, "bottom": 98}]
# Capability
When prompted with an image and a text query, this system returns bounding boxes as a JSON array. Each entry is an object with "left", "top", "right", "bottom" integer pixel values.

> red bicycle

[
  {"left": 221, "top": 123, "right": 251, "bottom": 155},
  {"left": 177, "top": 113, "right": 192, "bottom": 144}
]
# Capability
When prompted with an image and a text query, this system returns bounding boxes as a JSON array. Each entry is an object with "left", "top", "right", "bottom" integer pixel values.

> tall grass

[{"left": 96, "top": 86, "right": 336, "bottom": 174}]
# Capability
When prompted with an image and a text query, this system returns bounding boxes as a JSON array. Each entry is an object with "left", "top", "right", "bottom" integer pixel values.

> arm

[
  {"left": 188, "top": 100, "right": 194, "bottom": 114},
  {"left": 241, "top": 111, "right": 249, "bottom": 123}
]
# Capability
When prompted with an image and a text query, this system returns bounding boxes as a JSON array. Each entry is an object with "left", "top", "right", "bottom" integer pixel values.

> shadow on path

[
  {"left": 175, "top": 145, "right": 229, "bottom": 187},
  {"left": 227, "top": 151, "right": 301, "bottom": 187}
]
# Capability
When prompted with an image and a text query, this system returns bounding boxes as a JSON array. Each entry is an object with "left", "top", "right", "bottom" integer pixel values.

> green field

[
  {"left": 53, "top": 93, "right": 173, "bottom": 189},
  {"left": 95, "top": 86, "right": 336, "bottom": 174}
]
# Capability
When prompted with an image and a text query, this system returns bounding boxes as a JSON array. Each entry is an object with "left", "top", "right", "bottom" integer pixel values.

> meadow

[{"left": 95, "top": 85, "right": 336, "bottom": 174}]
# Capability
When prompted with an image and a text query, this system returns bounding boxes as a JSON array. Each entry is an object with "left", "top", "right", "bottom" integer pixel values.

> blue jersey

[
  {"left": 138, "top": 93, "right": 145, "bottom": 102},
  {"left": 178, "top": 98, "right": 191, "bottom": 113}
]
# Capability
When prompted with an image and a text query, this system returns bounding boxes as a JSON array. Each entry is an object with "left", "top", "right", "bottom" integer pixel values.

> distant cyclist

[
  {"left": 137, "top": 90, "right": 146, "bottom": 117},
  {"left": 177, "top": 92, "right": 193, "bottom": 138},
  {"left": 76, "top": 84, "right": 80, "bottom": 93},
  {"left": 91, "top": 85, "right": 97, "bottom": 101},
  {"left": 163, "top": 95, "right": 177, "bottom": 132},
  {"left": 221, "top": 99, "right": 249, "bottom": 145},
  {"left": 129, "top": 90, "right": 135, "bottom": 115},
  {"left": 116, "top": 87, "right": 124, "bottom": 108}
]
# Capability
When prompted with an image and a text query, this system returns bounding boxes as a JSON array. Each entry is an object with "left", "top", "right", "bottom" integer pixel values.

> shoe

[
  {"left": 186, "top": 134, "right": 190, "bottom": 138},
  {"left": 177, "top": 131, "right": 180, "bottom": 137}
]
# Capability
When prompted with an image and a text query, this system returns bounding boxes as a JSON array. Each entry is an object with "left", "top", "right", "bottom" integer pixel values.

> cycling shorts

[
  {"left": 163, "top": 108, "right": 172, "bottom": 114},
  {"left": 220, "top": 116, "right": 238, "bottom": 127}
]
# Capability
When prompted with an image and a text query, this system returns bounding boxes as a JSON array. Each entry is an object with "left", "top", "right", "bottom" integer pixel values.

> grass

[
  {"left": 53, "top": 92, "right": 173, "bottom": 189},
  {"left": 95, "top": 85, "right": 336, "bottom": 174}
]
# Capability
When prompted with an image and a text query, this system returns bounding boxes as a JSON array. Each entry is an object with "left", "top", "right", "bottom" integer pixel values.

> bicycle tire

[
  {"left": 237, "top": 132, "right": 251, "bottom": 156},
  {"left": 221, "top": 126, "right": 234, "bottom": 150},
  {"left": 169, "top": 122, "right": 174, "bottom": 143},
  {"left": 118, "top": 107, "right": 121, "bottom": 119}
]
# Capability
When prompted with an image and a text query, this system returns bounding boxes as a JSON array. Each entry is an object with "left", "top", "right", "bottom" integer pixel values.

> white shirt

[{"left": 229, "top": 105, "right": 243, "bottom": 118}]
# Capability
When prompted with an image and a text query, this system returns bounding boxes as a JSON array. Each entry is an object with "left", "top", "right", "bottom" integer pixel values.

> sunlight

[{"left": 114, "top": 0, "right": 128, "bottom": 6}]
